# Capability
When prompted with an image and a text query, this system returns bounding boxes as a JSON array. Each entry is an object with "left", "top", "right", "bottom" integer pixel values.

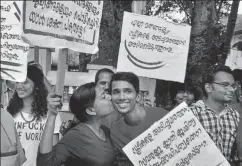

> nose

[
  {"left": 104, "top": 83, "right": 109, "bottom": 91},
  {"left": 16, "top": 82, "right": 23, "bottom": 88},
  {"left": 119, "top": 91, "right": 125, "bottom": 100}
]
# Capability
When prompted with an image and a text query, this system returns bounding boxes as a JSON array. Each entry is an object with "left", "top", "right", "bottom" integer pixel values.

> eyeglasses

[{"left": 212, "top": 82, "right": 237, "bottom": 90}]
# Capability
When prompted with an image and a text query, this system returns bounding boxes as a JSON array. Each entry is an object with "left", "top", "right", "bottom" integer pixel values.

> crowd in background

[{"left": 1, "top": 63, "right": 242, "bottom": 166}]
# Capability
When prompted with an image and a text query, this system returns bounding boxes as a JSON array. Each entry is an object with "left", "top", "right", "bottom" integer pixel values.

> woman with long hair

[
  {"left": 7, "top": 64, "right": 61, "bottom": 166},
  {"left": 37, "top": 82, "right": 116, "bottom": 166}
]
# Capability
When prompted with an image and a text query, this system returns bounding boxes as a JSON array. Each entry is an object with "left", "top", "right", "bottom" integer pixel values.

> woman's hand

[{"left": 47, "top": 92, "right": 62, "bottom": 116}]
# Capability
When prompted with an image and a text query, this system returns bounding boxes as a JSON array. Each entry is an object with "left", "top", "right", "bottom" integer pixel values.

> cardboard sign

[
  {"left": 117, "top": 12, "right": 191, "bottom": 83},
  {"left": 1, "top": 1, "right": 29, "bottom": 82},
  {"left": 21, "top": 1, "right": 103, "bottom": 54},
  {"left": 123, "top": 102, "right": 230, "bottom": 166}
]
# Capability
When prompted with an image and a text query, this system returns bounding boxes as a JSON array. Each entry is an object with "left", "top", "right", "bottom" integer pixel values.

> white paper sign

[
  {"left": 1, "top": 1, "right": 29, "bottom": 82},
  {"left": 21, "top": 1, "right": 103, "bottom": 54},
  {"left": 123, "top": 102, "right": 230, "bottom": 166},
  {"left": 117, "top": 12, "right": 191, "bottom": 83}
]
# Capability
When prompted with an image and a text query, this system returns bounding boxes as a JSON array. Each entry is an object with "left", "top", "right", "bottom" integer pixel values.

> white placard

[
  {"left": 1, "top": 1, "right": 29, "bottom": 82},
  {"left": 123, "top": 102, "right": 230, "bottom": 166},
  {"left": 21, "top": 1, "right": 103, "bottom": 54},
  {"left": 117, "top": 12, "right": 191, "bottom": 83}
]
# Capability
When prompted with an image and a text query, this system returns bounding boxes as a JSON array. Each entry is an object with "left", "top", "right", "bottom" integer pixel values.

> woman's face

[
  {"left": 15, "top": 77, "right": 35, "bottom": 99},
  {"left": 93, "top": 86, "right": 115, "bottom": 117}
]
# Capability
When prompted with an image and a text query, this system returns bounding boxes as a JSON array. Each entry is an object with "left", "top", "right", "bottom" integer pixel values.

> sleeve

[
  {"left": 237, "top": 118, "right": 242, "bottom": 161},
  {"left": 54, "top": 113, "right": 62, "bottom": 134},
  {"left": 37, "top": 128, "right": 88, "bottom": 166}
]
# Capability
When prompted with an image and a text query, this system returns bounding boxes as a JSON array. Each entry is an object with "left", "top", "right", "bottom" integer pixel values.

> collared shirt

[{"left": 190, "top": 100, "right": 240, "bottom": 162}]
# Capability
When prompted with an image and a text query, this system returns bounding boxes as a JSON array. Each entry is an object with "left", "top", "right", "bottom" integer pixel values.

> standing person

[
  {"left": 109, "top": 72, "right": 168, "bottom": 165},
  {"left": 189, "top": 64, "right": 240, "bottom": 165},
  {"left": 95, "top": 68, "right": 114, "bottom": 94},
  {"left": 1, "top": 109, "right": 26, "bottom": 166},
  {"left": 37, "top": 82, "right": 116, "bottom": 166},
  {"left": 7, "top": 64, "right": 61, "bottom": 166}
]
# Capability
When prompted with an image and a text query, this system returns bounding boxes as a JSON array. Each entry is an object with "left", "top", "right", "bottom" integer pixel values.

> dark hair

[
  {"left": 201, "top": 64, "right": 233, "bottom": 97},
  {"left": 170, "top": 81, "right": 201, "bottom": 104},
  {"left": 95, "top": 68, "right": 114, "bottom": 84},
  {"left": 69, "top": 82, "right": 96, "bottom": 123},
  {"left": 111, "top": 72, "right": 139, "bottom": 94},
  {"left": 7, "top": 65, "right": 48, "bottom": 120}
]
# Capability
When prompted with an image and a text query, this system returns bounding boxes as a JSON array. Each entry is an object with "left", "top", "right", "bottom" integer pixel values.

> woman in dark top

[{"left": 37, "top": 82, "right": 116, "bottom": 166}]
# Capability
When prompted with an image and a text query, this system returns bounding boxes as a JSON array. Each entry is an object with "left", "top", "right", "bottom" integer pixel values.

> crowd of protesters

[{"left": 1, "top": 63, "right": 242, "bottom": 166}]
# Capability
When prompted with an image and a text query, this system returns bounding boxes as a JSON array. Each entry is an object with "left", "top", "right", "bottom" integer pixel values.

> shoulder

[{"left": 189, "top": 100, "right": 205, "bottom": 114}]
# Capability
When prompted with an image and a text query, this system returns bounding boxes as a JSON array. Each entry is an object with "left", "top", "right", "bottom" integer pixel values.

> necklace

[{"left": 20, "top": 111, "right": 36, "bottom": 123}]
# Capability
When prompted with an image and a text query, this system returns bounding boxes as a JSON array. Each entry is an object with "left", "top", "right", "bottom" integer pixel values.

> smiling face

[
  {"left": 208, "top": 71, "right": 236, "bottom": 103},
  {"left": 15, "top": 77, "right": 35, "bottom": 99},
  {"left": 111, "top": 80, "right": 138, "bottom": 114}
]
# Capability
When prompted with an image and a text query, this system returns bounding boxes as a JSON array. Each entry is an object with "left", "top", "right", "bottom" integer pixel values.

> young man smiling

[
  {"left": 109, "top": 72, "right": 168, "bottom": 165},
  {"left": 190, "top": 64, "right": 240, "bottom": 165}
]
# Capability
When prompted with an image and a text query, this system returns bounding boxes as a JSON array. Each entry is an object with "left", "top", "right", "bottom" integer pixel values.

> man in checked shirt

[{"left": 189, "top": 64, "right": 240, "bottom": 166}]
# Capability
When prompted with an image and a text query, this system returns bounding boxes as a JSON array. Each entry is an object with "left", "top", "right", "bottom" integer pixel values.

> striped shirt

[{"left": 190, "top": 100, "right": 240, "bottom": 162}]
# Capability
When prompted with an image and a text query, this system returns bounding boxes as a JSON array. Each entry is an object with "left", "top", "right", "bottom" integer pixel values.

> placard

[
  {"left": 117, "top": 12, "right": 191, "bottom": 83},
  {"left": 1, "top": 1, "right": 29, "bottom": 82},
  {"left": 21, "top": 1, "right": 103, "bottom": 54},
  {"left": 123, "top": 102, "right": 230, "bottom": 166}
]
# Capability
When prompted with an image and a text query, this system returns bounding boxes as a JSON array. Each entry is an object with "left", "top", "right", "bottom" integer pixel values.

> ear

[
  {"left": 205, "top": 83, "right": 212, "bottom": 93},
  {"left": 136, "top": 93, "right": 142, "bottom": 103},
  {"left": 86, "top": 107, "right": 96, "bottom": 116}
]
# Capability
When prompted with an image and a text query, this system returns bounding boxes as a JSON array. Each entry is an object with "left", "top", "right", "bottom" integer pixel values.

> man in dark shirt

[{"left": 109, "top": 72, "right": 168, "bottom": 165}]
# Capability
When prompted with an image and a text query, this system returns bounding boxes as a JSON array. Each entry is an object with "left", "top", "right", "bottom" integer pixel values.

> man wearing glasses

[{"left": 190, "top": 64, "right": 240, "bottom": 166}]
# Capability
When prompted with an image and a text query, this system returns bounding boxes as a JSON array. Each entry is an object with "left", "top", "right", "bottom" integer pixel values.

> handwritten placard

[
  {"left": 1, "top": 1, "right": 29, "bottom": 82},
  {"left": 123, "top": 102, "right": 230, "bottom": 166},
  {"left": 117, "top": 12, "right": 191, "bottom": 83},
  {"left": 21, "top": 1, "right": 103, "bottom": 54}
]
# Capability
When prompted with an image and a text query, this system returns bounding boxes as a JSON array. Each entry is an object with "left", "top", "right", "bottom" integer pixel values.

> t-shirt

[
  {"left": 14, "top": 112, "right": 61, "bottom": 166},
  {"left": 110, "top": 107, "right": 168, "bottom": 165},
  {"left": 1, "top": 109, "right": 26, "bottom": 166},
  {"left": 37, "top": 123, "right": 116, "bottom": 166}
]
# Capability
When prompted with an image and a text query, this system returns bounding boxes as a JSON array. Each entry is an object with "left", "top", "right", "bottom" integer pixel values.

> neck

[
  {"left": 124, "top": 104, "right": 146, "bottom": 126},
  {"left": 204, "top": 97, "right": 225, "bottom": 115},
  {"left": 85, "top": 118, "right": 102, "bottom": 133},
  {"left": 21, "top": 97, "right": 34, "bottom": 114}
]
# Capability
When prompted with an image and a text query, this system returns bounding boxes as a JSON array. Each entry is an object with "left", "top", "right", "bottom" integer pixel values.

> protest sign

[
  {"left": 123, "top": 102, "right": 230, "bottom": 166},
  {"left": 1, "top": 1, "right": 29, "bottom": 82},
  {"left": 21, "top": 1, "right": 103, "bottom": 54},
  {"left": 117, "top": 12, "right": 191, "bottom": 83}
]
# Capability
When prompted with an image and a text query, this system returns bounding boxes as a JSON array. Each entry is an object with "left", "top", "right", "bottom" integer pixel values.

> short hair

[
  {"left": 69, "top": 82, "right": 96, "bottom": 122},
  {"left": 201, "top": 64, "right": 233, "bottom": 97},
  {"left": 111, "top": 72, "right": 139, "bottom": 94},
  {"left": 95, "top": 68, "right": 114, "bottom": 84}
]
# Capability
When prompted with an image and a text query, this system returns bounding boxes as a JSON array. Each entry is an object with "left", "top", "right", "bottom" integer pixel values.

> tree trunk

[
  {"left": 187, "top": 0, "right": 218, "bottom": 79},
  {"left": 219, "top": 0, "right": 240, "bottom": 65}
]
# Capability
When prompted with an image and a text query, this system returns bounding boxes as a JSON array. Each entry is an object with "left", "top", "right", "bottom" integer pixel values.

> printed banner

[
  {"left": 1, "top": 1, "right": 29, "bottom": 82},
  {"left": 21, "top": 1, "right": 103, "bottom": 54},
  {"left": 123, "top": 102, "right": 230, "bottom": 166},
  {"left": 117, "top": 12, "right": 191, "bottom": 83}
]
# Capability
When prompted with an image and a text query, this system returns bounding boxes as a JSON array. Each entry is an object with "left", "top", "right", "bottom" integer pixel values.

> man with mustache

[{"left": 189, "top": 64, "right": 240, "bottom": 166}]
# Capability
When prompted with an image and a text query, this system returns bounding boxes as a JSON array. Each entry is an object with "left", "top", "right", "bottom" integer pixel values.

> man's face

[
  {"left": 111, "top": 80, "right": 138, "bottom": 114},
  {"left": 208, "top": 71, "right": 236, "bottom": 103},
  {"left": 96, "top": 72, "right": 112, "bottom": 93}
]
